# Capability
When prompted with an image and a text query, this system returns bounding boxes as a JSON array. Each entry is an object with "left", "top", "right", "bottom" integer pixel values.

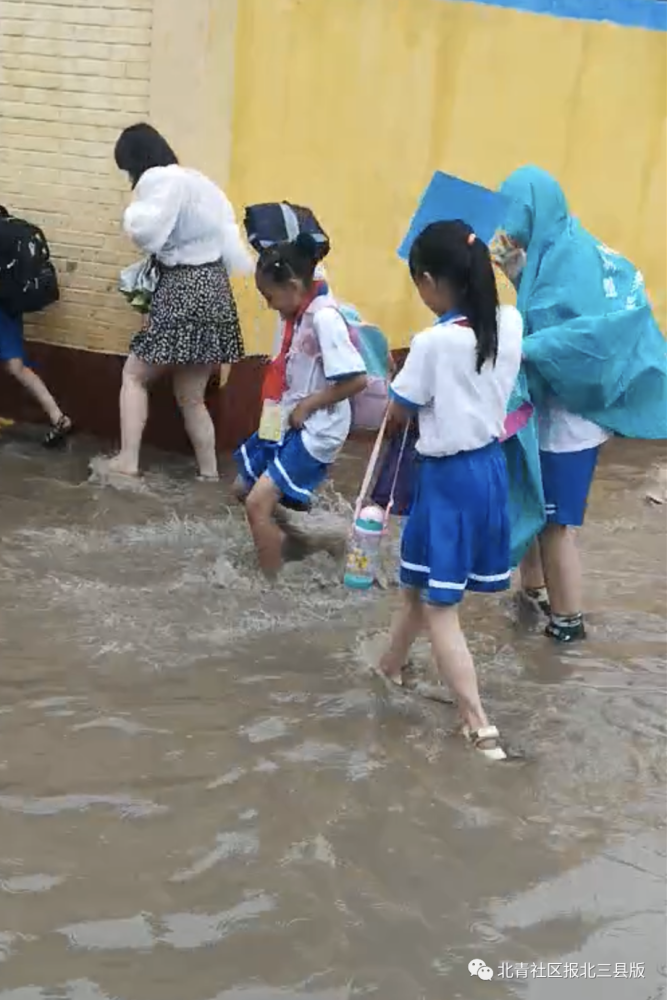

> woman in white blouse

[{"left": 102, "top": 123, "right": 253, "bottom": 480}]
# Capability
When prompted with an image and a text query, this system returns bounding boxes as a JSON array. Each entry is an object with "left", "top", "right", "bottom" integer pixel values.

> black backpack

[{"left": 0, "top": 206, "right": 60, "bottom": 317}]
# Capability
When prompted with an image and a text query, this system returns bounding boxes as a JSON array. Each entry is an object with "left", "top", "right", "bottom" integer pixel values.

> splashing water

[{"left": 0, "top": 431, "right": 665, "bottom": 1000}]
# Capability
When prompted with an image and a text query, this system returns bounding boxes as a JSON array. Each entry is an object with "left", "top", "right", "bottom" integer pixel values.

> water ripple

[
  {"left": 170, "top": 831, "right": 260, "bottom": 883},
  {"left": 0, "top": 794, "right": 168, "bottom": 818}
]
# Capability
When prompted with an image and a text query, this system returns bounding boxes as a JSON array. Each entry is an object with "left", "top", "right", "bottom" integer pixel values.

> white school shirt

[
  {"left": 391, "top": 305, "right": 523, "bottom": 457},
  {"left": 277, "top": 304, "right": 366, "bottom": 465},
  {"left": 123, "top": 165, "right": 254, "bottom": 274},
  {"left": 537, "top": 402, "right": 611, "bottom": 453}
]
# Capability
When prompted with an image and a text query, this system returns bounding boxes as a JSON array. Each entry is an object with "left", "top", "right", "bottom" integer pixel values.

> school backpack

[
  {"left": 346, "top": 314, "right": 391, "bottom": 431},
  {"left": 243, "top": 202, "right": 330, "bottom": 261},
  {"left": 310, "top": 299, "right": 390, "bottom": 431},
  {"left": 0, "top": 206, "right": 60, "bottom": 317}
]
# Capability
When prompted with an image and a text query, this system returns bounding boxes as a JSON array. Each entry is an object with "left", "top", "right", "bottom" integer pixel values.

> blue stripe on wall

[{"left": 450, "top": 0, "right": 667, "bottom": 30}]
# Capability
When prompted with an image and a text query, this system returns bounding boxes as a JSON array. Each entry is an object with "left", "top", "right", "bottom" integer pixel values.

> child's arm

[
  {"left": 288, "top": 307, "right": 368, "bottom": 429},
  {"left": 385, "top": 396, "right": 414, "bottom": 433},
  {"left": 289, "top": 374, "right": 367, "bottom": 429},
  {"left": 390, "top": 331, "right": 433, "bottom": 408}
]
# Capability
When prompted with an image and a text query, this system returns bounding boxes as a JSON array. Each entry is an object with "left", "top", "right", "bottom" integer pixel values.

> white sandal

[{"left": 462, "top": 724, "right": 508, "bottom": 762}]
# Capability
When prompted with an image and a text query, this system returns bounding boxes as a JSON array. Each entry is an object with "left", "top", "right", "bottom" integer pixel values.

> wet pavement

[{"left": 0, "top": 426, "right": 665, "bottom": 1000}]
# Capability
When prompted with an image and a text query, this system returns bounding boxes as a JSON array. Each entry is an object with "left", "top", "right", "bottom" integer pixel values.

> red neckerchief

[{"left": 261, "top": 281, "right": 328, "bottom": 403}]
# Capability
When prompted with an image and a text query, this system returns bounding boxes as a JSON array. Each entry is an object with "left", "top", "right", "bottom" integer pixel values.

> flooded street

[{"left": 0, "top": 429, "right": 665, "bottom": 1000}]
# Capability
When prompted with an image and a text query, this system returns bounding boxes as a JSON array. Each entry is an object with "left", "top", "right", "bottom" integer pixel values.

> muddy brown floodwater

[{"left": 0, "top": 426, "right": 665, "bottom": 1000}]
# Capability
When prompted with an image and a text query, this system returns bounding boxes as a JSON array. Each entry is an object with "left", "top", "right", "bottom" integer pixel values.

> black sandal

[{"left": 43, "top": 415, "right": 73, "bottom": 449}]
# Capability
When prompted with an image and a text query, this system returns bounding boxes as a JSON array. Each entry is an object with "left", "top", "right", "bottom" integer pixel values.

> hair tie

[{"left": 467, "top": 232, "right": 476, "bottom": 246}]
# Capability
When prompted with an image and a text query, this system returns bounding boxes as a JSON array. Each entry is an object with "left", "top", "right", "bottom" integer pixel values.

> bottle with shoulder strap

[{"left": 344, "top": 416, "right": 411, "bottom": 590}]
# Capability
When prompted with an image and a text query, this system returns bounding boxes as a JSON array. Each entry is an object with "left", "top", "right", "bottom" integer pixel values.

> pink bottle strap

[{"left": 353, "top": 410, "right": 411, "bottom": 531}]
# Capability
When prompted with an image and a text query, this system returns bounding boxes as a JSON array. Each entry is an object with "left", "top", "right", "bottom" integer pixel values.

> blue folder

[{"left": 398, "top": 171, "right": 510, "bottom": 259}]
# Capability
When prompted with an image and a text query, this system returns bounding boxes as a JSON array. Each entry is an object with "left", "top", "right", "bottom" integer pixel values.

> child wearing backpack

[
  {"left": 233, "top": 233, "right": 367, "bottom": 578},
  {"left": 0, "top": 206, "right": 71, "bottom": 447}
]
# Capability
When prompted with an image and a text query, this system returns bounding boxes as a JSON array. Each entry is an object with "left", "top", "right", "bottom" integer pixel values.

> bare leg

[
  {"left": 378, "top": 587, "right": 425, "bottom": 682},
  {"left": 4, "top": 358, "right": 67, "bottom": 425},
  {"left": 173, "top": 364, "right": 218, "bottom": 479},
  {"left": 245, "top": 474, "right": 285, "bottom": 578},
  {"left": 423, "top": 603, "right": 489, "bottom": 732},
  {"left": 539, "top": 523, "right": 582, "bottom": 617},
  {"left": 273, "top": 506, "right": 347, "bottom": 562},
  {"left": 232, "top": 475, "right": 249, "bottom": 502},
  {"left": 272, "top": 506, "right": 314, "bottom": 562},
  {"left": 107, "top": 354, "right": 163, "bottom": 476},
  {"left": 517, "top": 537, "right": 550, "bottom": 616},
  {"left": 519, "top": 539, "right": 545, "bottom": 591}
]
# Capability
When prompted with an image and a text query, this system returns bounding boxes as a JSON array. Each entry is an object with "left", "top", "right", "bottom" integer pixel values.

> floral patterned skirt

[{"left": 130, "top": 260, "right": 244, "bottom": 366}]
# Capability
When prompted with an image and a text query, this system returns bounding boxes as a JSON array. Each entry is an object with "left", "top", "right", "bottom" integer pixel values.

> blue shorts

[
  {"left": 540, "top": 447, "right": 600, "bottom": 527},
  {"left": 400, "top": 441, "right": 511, "bottom": 606},
  {"left": 234, "top": 430, "right": 328, "bottom": 511},
  {"left": 0, "top": 307, "right": 24, "bottom": 363}
]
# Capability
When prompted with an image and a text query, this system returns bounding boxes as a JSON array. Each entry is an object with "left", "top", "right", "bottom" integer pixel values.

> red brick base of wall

[{"left": 0, "top": 342, "right": 406, "bottom": 453}]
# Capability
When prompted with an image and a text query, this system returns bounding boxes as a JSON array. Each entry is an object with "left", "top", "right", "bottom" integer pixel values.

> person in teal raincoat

[{"left": 493, "top": 165, "right": 667, "bottom": 643}]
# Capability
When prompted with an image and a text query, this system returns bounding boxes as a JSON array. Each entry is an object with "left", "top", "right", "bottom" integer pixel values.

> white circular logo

[{"left": 468, "top": 959, "right": 494, "bottom": 980}]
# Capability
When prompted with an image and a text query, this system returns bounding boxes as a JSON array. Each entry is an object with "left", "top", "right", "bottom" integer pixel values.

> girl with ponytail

[
  {"left": 233, "top": 233, "right": 367, "bottom": 578},
  {"left": 377, "top": 220, "right": 524, "bottom": 761}
]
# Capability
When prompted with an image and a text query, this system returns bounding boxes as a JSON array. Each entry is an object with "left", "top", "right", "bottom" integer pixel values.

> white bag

[{"left": 119, "top": 257, "right": 159, "bottom": 297}]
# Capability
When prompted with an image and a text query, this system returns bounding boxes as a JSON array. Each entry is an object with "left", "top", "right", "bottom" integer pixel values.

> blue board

[
  {"left": 444, "top": 0, "right": 667, "bottom": 32},
  {"left": 398, "top": 171, "right": 510, "bottom": 260}
]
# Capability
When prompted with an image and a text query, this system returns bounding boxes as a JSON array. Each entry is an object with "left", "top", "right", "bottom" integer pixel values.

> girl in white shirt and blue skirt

[
  {"left": 378, "top": 221, "right": 523, "bottom": 762},
  {"left": 100, "top": 124, "right": 253, "bottom": 481}
]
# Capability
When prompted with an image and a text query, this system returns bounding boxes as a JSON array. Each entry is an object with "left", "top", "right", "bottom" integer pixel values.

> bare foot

[
  {"left": 88, "top": 454, "right": 141, "bottom": 484},
  {"left": 104, "top": 455, "right": 140, "bottom": 477},
  {"left": 373, "top": 660, "right": 418, "bottom": 690}
]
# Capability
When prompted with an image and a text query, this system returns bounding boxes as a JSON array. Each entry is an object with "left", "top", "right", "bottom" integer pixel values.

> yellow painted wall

[
  {"left": 228, "top": 0, "right": 666, "bottom": 351},
  {"left": 0, "top": 0, "right": 664, "bottom": 357}
]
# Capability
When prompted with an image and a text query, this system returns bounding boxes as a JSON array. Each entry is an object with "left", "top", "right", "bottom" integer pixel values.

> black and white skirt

[{"left": 130, "top": 260, "right": 244, "bottom": 366}]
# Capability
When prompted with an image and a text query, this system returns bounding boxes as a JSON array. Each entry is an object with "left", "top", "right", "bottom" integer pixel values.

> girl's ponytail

[
  {"left": 465, "top": 236, "right": 499, "bottom": 373},
  {"left": 409, "top": 220, "right": 499, "bottom": 373}
]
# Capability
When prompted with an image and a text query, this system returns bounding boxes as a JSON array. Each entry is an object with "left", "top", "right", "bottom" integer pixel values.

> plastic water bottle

[{"left": 343, "top": 504, "right": 385, "bottom": 590}]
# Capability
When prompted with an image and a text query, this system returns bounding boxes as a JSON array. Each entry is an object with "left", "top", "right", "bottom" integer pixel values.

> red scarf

[{"left": 261, "top": 281, "right": 327, "bottom": 403}]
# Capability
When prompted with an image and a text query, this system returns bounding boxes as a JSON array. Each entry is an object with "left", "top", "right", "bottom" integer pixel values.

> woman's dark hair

[
  {"left": 256, "top": 232, "right": 320, "bottom": 286},
  {"left": 409, "top": 220, "right": 499, "bottom": 372},
  {"left": 114, "top": 123, "right": 179, "bottom": 188}
]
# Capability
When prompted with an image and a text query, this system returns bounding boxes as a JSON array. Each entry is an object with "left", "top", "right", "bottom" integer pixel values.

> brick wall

[{"left": 0, "top": 0, "right": 154, "bottom": 355}]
